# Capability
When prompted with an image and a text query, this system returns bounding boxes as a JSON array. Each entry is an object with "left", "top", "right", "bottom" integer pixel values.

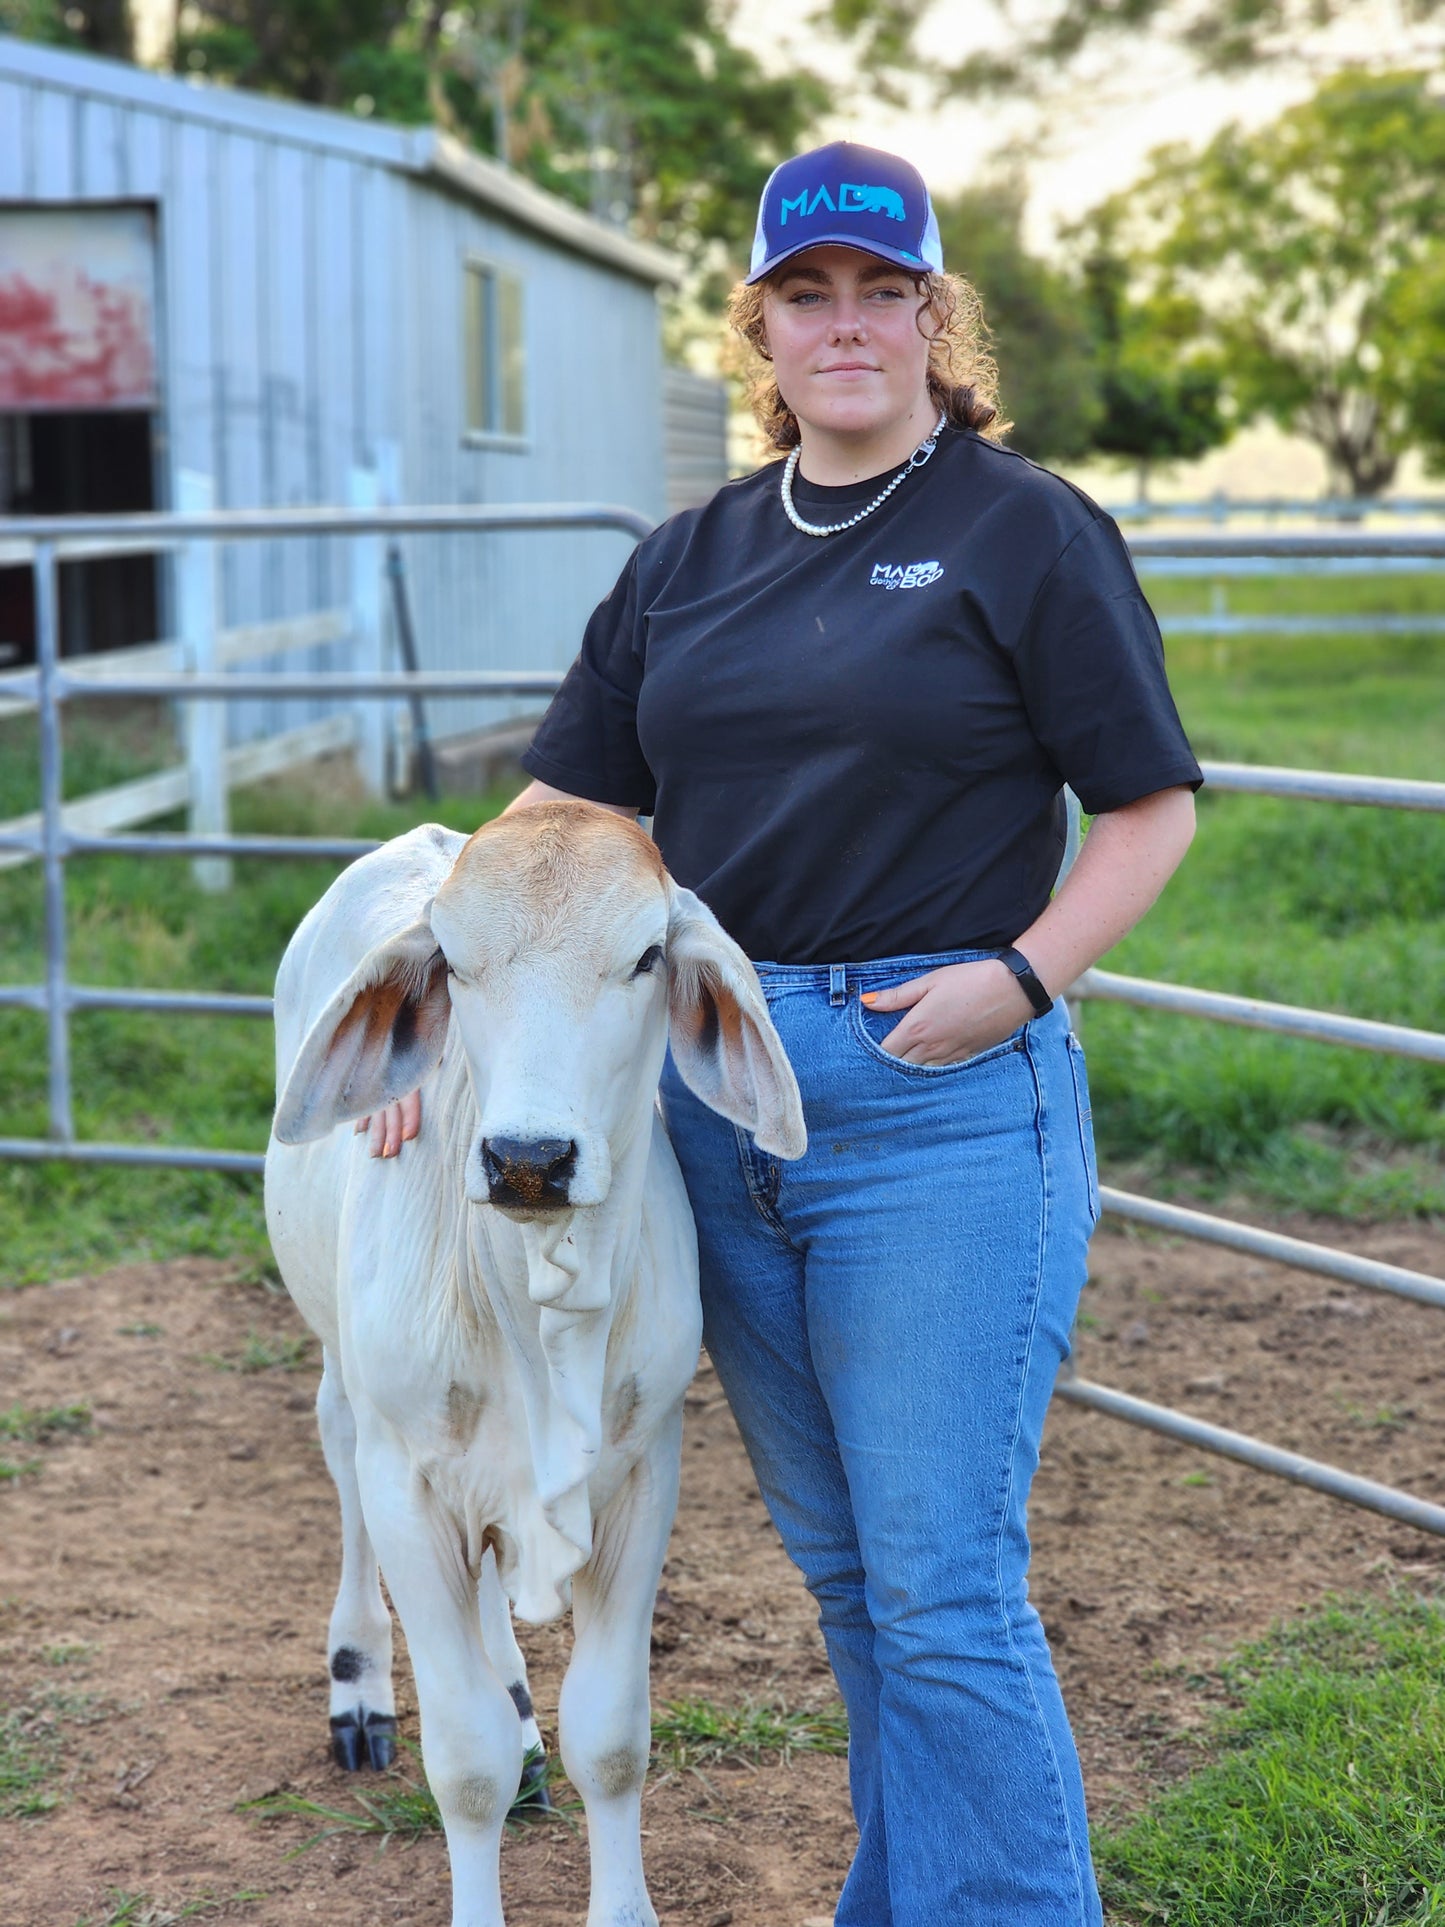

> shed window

[{"left": 464, "top": 261, "right": 526, "bottom": 440}]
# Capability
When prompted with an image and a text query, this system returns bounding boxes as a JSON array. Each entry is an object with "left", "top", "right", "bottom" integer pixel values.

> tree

[
  {"left": 1374, "top": 247, "right": 1445, "bottom": 479},
  {"left": 0, "top": 0, "right": 132, "bottom": 60},
  {"left": 822, "top": 0, "right": 1445, "bottom": 101},
  {"left": 1074, "top": 236, "right": 1227, "bottom": 499},
  {"left": 170, "top": 0, "right": 828, "bottom": 267},
  {"left": 931, "top": 180, "right": 1102, "bottom": 465},
  {"left": 1076, "top": 70, "right": 1445, "bottom": 496}
]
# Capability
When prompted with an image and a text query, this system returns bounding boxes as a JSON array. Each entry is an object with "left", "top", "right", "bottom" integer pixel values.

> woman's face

[{"left": 760, "top": 244, "right": 935, "bottom": 443}]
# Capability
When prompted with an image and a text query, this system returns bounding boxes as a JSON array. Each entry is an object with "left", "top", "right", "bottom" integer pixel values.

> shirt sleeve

[
  {"left": 1011, "top": 514, "right": 1204, "bottom": 815},
  {"left": 519, "top": 546, "right": 658, "bottom": 813}
]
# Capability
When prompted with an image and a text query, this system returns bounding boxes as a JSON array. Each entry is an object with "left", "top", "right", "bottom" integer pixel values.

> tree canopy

[
  {"left": 5, "top": 0, "right": 828, "bottom": 267},
  {"left": 823, "top": 0, "right": 1445, "bottom": 99},
  {"left": 932, "top": 181, "right": 1102, "bottom": 465},
  {"left": 1073, "top": 69, "right": 1445, "bottom": 494}
]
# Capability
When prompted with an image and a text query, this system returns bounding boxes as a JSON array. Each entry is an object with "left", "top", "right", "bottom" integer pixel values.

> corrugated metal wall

[
  {"left": 0, "top": 44, "right": 668, "bottom": 766},
  {"left": 392, "top": 169, "right": 666, "bottom": 749},
  {"left": 662, "top": 365, "right": 729, "bottom": 516}
]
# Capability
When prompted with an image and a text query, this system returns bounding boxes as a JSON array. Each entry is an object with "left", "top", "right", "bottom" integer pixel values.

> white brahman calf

[{"left": 264, "top": 802, "right": 805, "bottom": 1927}]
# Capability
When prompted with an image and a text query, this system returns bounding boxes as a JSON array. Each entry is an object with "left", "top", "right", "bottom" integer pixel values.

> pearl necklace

[{"left": 780, "top": 413, "right": 947, "bottom": 538}]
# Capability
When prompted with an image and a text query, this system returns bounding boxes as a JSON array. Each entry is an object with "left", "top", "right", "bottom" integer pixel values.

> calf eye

[{"left": 632, "top": 944, "right": 664, "bottom": 978}]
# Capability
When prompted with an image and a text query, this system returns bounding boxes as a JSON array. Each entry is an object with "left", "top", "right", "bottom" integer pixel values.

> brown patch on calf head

[{"left": 433, "top": 804, "right": 666, "bottom": 975}]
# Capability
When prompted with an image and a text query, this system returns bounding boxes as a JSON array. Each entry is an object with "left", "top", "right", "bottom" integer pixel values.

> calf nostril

[{"left": 480, "top": 1135, "right": 578, "bottom": 1208}]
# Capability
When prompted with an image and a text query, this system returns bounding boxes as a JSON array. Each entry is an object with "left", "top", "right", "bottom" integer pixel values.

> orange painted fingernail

[{"left": 860, "top": 992, "right": 878, "bottom": 1005}]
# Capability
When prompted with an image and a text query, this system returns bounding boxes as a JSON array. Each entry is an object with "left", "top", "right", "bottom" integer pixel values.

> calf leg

[
  {"left": 477, "top": 1547, "right": 550, "bottom": 1807},
  {"left": 316, "top": 1350, "right": 395, "bottom": 1769},
  {"left": 357, "top": 1431, "right": 523, "bottom": 1927},
  {"left": 559, "top": 1416, "right": 682, "bottom": 1927}
]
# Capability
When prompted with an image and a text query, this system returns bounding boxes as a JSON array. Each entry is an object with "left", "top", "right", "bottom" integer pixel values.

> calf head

[{"left": 273, "top": 803, "right": 806, "bottom": 1207}]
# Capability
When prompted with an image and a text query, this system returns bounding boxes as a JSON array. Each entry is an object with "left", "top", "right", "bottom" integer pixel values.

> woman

[{"left": 374, "top": 142, "right": 1201, "bottom": 1924}]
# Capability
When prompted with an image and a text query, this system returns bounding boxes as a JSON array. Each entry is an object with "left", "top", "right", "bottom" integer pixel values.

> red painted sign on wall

[{"left": 0, "top": 207, "right": 158, "bottom": 410}]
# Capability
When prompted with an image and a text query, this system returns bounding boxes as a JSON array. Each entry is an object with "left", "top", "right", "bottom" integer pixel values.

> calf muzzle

[{"left": 480, "top": 1134, "right": 579, "bottom": 1212}]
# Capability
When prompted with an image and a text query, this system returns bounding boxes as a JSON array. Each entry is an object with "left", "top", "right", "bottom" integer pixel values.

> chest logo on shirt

[{"left": 869, "top": 560, "right": 945, "bottom": 590}]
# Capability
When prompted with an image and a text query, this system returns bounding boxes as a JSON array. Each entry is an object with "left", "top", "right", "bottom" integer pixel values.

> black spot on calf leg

[
  {"left": 330, "top": 1645, "right": 367, "bottom": 1683},
  {"left": 507, "top": 1680, "right": 534, "bottom": 1722}
]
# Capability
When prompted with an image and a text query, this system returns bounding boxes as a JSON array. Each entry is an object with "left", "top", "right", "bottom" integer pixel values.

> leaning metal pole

[{"left": 33, "top": 539, "right": 73, "bottom": 1143}]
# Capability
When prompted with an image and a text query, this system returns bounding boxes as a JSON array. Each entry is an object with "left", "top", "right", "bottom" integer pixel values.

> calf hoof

[
  {"left": 512, "top": 1752, "right": 553, "bottom": 1814},
  {"left": 330, "top": 1708, "right": 397, "bottom": 1772}
]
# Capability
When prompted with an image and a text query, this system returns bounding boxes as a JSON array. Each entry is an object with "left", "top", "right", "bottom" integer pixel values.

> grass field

[
  {"left": 1094, "top": 1593, "right": 1445, "bottom": 1925},
  {"left": 1087, "top": 591, "right": 1445, "bottom": 1217},
  {"left": 0, "top": 571, "right": 1441, "bottom": 1287}
]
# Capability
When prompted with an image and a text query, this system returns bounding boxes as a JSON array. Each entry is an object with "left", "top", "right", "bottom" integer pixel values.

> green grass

[
  {"left": 247, "top": 1700, "right": 846, "bottom": 1851},
  {"left": 650, "top": 1695, "right": 849, "bottom": 1769},
  {"left": 0, "top": 774, "right": 518, "bottom": 1288},
  {"left": 0, "top": 1402, "right": 93, "bottom": 1443},
  {"left": 71, "top": 1894, "right": 263, "bottom": 1927},
  {"left": 1080, "top": 604, "right": 1445, "bottom": 1216},
  {"left": 202, "top": 1330, "right": 313, "bottom": 1374},
  {"left": 0, "top": 1403, "right": 94, "bottom": 1482},
  {"left": 0, "top": 1701, "right": 64, "bottom": 1817},
  {"left": 1094, "top": 1593, "right": 1445, "bottom": 1925},
  {"left": 0, "top": 1689, "right": 105, "bottom": 1819},
  {"left": 245, "top": 1740, "right": 573, "bottom": 1847}
]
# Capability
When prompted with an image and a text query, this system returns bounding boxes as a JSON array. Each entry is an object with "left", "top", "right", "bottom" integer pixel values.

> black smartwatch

[{"left": 996, "top": 946, "right": 1054, "bottom": 1018}]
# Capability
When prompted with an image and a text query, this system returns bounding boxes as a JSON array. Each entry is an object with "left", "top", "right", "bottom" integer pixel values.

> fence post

[
  {"left": 178, "top": 471, "right": 231, "bottom": 890},
  {"left": 348, "top": 466, "right": 387, "bottom": 796},
  {"left": 33, "top": 538, "right": 74, "bottom": 1142}
]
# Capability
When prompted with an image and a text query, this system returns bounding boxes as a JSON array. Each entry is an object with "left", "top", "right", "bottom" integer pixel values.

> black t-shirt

[{"left": 521, "top": 427, "right": 1203, "bottom": 965}]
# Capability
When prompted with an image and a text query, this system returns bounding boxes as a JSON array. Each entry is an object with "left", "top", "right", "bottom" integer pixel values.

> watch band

[{"left": 997, "top": 946, "right": 1054, "bottom": 1018}]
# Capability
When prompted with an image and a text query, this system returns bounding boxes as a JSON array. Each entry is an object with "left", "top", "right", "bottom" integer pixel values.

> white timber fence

[
  {"left": 0, "top": 470, "right": 403, "bottom": 888},
  {"left": 0, "top": 508, "right": 1443, "bottom": 1542}
]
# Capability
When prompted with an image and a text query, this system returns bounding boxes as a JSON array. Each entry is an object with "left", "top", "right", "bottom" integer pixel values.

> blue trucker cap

[{"left": 746, "top": 141, "right": 944, "bottom": 285}]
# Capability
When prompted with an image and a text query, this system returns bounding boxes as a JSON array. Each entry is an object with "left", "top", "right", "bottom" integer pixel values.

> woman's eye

[{"left": 632, "top": 945, "right": 664, "bottom": 978}]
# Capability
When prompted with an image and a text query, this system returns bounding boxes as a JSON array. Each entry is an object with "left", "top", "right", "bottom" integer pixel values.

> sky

[{"left": 728, "top": 0, "right": 1438, "bottom": 255}]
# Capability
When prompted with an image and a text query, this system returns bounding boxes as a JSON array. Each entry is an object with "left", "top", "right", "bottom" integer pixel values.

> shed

[{"left": 0, "top": 35, "right": 722, "bottom": 788}]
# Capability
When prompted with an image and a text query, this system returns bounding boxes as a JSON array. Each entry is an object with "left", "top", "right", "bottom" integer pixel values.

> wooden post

[
  {"left": 348, "top": 465, "right": 386, "bottom": 796},
  {"left": 178, "top": 471, "right": 231, "bottom": 891}
]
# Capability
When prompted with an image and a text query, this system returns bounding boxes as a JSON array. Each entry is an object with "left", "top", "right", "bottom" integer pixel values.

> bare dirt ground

[{"left": 3, "top": 1209, "right": 1443, "bottom": 1927}]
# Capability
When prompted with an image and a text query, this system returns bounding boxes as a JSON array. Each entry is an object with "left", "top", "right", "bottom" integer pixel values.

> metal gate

[{"left": 2, "top": 507, "right": 1443, "bottom": 1537}]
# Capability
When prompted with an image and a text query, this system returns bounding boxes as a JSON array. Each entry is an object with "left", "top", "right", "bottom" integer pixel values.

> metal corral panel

[
  {"left": 662, "top": 365, "right": 729, "bottom": 516},
  {"left": 0, "top": 37, "right": 676, "bottom": 767}
]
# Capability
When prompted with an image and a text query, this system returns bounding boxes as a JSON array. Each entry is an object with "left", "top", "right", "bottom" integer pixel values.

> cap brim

[{"left": 744, "top": 236, "right": 932, "bottom": 286}]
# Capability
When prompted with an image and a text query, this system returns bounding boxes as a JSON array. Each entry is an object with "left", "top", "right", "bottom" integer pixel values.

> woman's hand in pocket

[{"left": 860, "top": 960, "right": 1034, "bottom": 1066}]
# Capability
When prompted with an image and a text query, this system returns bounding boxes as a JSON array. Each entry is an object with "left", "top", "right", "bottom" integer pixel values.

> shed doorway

[
  {"left": 0, "top": 410, "right": 161, "bottom": 666},
  {"left": 0, "top": 202, "right": 164, "bottom": 668}
]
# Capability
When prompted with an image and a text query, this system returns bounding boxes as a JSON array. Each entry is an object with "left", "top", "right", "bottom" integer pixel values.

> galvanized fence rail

[{"left": 2, "top": 508, "right": 1444, "bottom": 1535}]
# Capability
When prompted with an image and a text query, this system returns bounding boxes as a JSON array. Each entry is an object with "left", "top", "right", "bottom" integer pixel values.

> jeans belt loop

[{"left": 829, "top": 964, "right": 847, "bottom": 1006}]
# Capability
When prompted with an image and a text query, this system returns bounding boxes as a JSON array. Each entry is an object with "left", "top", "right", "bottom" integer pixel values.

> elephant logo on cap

[{"left": 840, "top": 181, "right": 907, "bottom": 221}]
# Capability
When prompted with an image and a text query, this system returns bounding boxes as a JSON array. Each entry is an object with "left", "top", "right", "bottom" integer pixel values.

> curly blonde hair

[{"left": 726, "top": 267, "right": 1010, "bottom": 455}]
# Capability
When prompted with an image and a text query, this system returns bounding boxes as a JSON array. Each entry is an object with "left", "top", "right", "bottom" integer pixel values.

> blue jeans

[{"left": 658, "top": 949, "right": 1103, "bottom": 1927}]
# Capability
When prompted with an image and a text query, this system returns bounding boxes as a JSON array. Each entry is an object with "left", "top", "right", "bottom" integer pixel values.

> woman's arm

[
  {"left": 861, "top": 785, "right": 1197, "bottom": 1065},
  {"left": 501, "top": 778, "right": 639, "bottom": 820}
]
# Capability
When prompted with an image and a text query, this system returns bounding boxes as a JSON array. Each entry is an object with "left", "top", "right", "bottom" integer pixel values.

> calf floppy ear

[
  {"left": 274, "top": 917, "right": 451, "bottom": 1145},
  {"left": 665, "top": 884, "right": 806, "bottom": 1160}
]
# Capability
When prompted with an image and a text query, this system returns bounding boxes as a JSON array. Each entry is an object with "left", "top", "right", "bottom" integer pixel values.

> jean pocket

[
  {"left": 849, "top": 996, "right": 1027, "bottom": 1078},
  {"left": 1066, "top": 1030, "right": 1101, "bottom": 1226}
]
